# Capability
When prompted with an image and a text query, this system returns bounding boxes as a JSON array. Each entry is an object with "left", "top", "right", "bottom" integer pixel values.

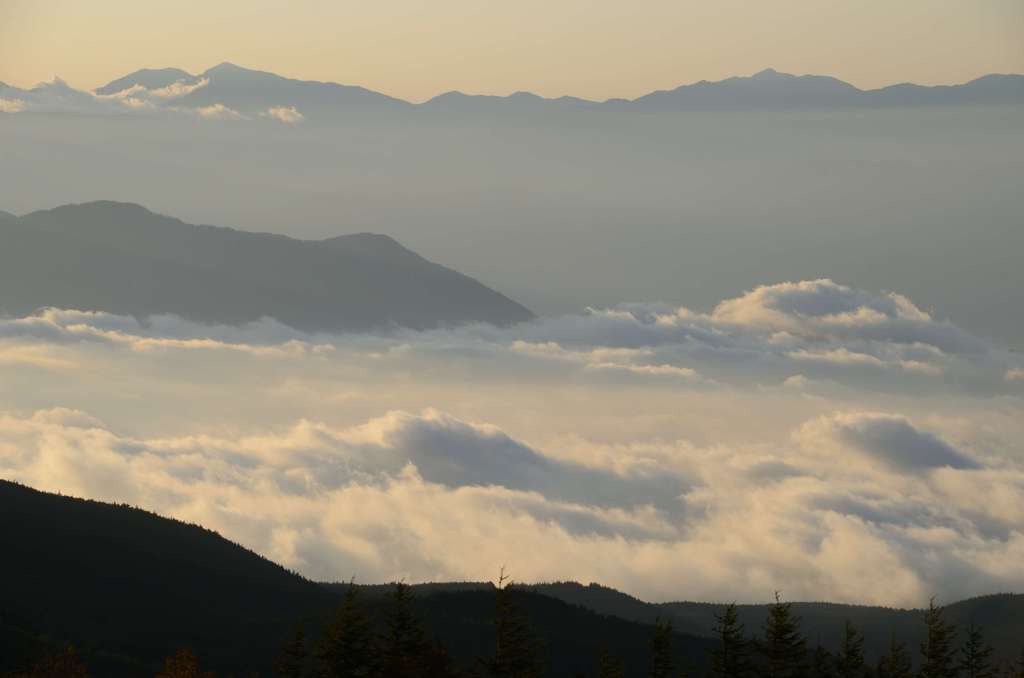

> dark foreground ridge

[
  {"left": 0, "top": 480, "right": 712, "bottom": 677},
  {"left": 1, "top": 480, "right": 1022, "bottom": 676},
  {"left": 0, "top": 201, "right": 533, "bottom": 332}
]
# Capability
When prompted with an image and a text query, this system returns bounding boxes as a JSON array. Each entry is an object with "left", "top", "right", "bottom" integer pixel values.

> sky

[{"left": 2, "top": 0, "right": 1023, "bottom": 101}]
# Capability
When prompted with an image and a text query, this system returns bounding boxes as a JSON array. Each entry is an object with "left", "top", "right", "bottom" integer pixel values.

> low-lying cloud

[
  {"left": 1, "top": 280, "right": 1022, "bottom": 605},
  {"left": 0, "top": 98, "right": 27, "bottom": 113},
  {"left": 261, "top": 105, "right": 305, "bottom": 123}
]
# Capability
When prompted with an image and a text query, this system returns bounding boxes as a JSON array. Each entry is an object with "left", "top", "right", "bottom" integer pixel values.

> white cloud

[
  {"left": 0, "top": 343, "right": 74, "bottom": 369},
  {"left": 2, "top": 405, "right": 1022, "bottom": 606},
  {"left": 189, "top": 103, "right": 244, "bottom": 120},
  {"left": 261, "top": 105, "right": 304, "bottom": 123},
  {"left": 149, "top": 78, "right": 209, "bottom": 99},
  {"left": 710, "top": 279, "right": 982, "bottom": 353},
  {"left": 795, "top": 412, "right": 981, "bottom": 471},
  {"left": 789, "top": 348, "right": 885, "bottom": 367},
  {"left": 2, "top": 280, "right": 1023, "bottom": 605},
  {"left": 0, "top": 98, "right": 26, "bottom": 113},
  {"left": 585, "top": 361, "right": 699, "bottom": 380}
]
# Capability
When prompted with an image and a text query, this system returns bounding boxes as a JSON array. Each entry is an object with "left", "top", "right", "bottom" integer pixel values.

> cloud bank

[{"left": 1, "top": 280, "right": 1022, "bottom": 605}]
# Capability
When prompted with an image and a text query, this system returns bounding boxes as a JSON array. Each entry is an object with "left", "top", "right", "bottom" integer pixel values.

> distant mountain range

[
  {"left": 2, "top": 64, "right": 1022, "bottom": 119},
  {"left": 0, "top": 201, "right": 532, "bottom": 331},
  {"left": 1, "top": 480, "right": 1021, "bottom": 677}
]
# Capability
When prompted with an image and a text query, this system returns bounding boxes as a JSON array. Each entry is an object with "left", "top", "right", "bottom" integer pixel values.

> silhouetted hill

[
  {"left": 630, "top": 68, "right": 862, "bottom": 110},
  {"left": 86, "top": 64, "right": 1024, "bottom": 116},
  {"left": 628, "top": 69, "right": 1024, "bottom": 111},
  {"left": 421, "top": 90, "right": 597, "bottom": 114},
  {"left": 95, "top": 62, "right": 410, "bottom": 118},
  {"left": 0, "top": 479, "right": 334, "bottom": 675},
  {"left": 0, "top": 480, "right": 714, "bottom": 677},
  {"left": 530, "top": 582, "right": 1024, "bottom": 662},
  {"left": 0, "top": 201, "right": 533, "bottom": 331},
  {"left": 94, "top": 67, "right": 201, "bottom": 96},
  {"left": 863, "top": 73, "right": 1024, "bottom": 107}
]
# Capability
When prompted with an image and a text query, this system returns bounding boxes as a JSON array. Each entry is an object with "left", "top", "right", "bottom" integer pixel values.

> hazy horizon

[
  {"left": 4, "top": 59, "right": 1023, "bottom": 103},
  {"left": 2, "top": 0, "right": 1023, "bottom": 100}
]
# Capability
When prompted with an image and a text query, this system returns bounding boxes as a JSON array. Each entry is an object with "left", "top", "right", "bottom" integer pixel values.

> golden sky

[{"left": 2, "top": 0, "right": 1022, "bottom": 101}]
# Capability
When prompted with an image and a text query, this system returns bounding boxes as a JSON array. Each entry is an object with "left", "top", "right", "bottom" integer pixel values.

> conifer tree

[
  {"left": 811, "top": 642, "right": 835, "bottom": 678},
  {"left": 1013, "top": 648, "right": 1024, "bottom": 678},
  {"left": 379, "top": 582, "right": 459, "bottom": 678},
  {"left": 919, "top": 599, "right": 957, "bottom": 678},
  {"left": 28, "top": 644, "right": 90, "bottom": 678},
  {"left": 876, "top": 635, "right": 912, "bottom": 678},
  {"left": 837, "top": 621, "right": 865, "bottom": 678},
  {"left": 597, "top": 645, "right": 626, "bottom": 678},
  {"left": 710, "top": 603, "right": 753, "bottom": 678},
  {"left": 275, "top": 626, "right": 308, "bottom": 678},
  {"left": 759, "top": 592, "right": 807, "bottom": 678},
  {"left": 480, "top": 569, "right": 542, "bottom": 678},
  {"left": 317, "top": 583, "right": 378, "bottom": 678},
  {"left": 959, "top": 624, "right": 996, "bottom": 678},
  {"left": 156, "top": 648, "right": 215, "bottom": 678},
  {"left": 649, "top": 617, "right": 676, "bottom": 678},
  {"left": 380, "top": 582, "right": 428, "bottom": 678}
]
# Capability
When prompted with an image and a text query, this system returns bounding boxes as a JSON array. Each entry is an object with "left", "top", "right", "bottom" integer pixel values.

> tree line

[
  {"left": 697, "top": 594, "right": 1024, "bottom": 678},
  {"left": 7, "top": 586, "right": 1024, "bottom": 678}
]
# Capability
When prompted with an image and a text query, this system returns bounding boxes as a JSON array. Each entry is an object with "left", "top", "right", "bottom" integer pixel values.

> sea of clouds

[{"left": 1, "top": 279, "right": 1022, "bottom": 606}]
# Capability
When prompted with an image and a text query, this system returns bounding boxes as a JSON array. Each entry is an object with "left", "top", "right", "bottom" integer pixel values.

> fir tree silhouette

[
  {"left": 710, "top": 603, "right": 753, "bottom": 678},
  {"left": 837, "top": 621, "right": 865, "bottom": 678},
  {"left": 275, "top": 626, "right": 308, "bottom": 678},
  {"left": 959, "top": 624, "right": 996, "bottom": 678},
  {"left": 648, "top": 617, "right": 675, "bottom": 678},
  {"left": 876, "top": 635, "right": 912, "bottom": 678},
  {"left": 317, "top": 583, "right": 378, "bottom": 678},
  {"left": 811, "top": 641, "right": 835, "bottom": 678},
  {"left": 758, "top": 592, "right": 807, "bottom": 678},
  {"left": 379, "top": 581, "right": 459, "bottom": 678},
  {"left": 919, "top": 599, "right": 957, "bottom": 678},
  {"left": 597, "top": 645, "right": 625, "bottom": 678},
  {"left": 25, "top": 644, "right": 90, "bottom": 678},
  {"left": 156, "top": 648, "right": 216, "bottom": 678},
  {"left": 480, "top": 568, "right": 542, "bottom": 678}
]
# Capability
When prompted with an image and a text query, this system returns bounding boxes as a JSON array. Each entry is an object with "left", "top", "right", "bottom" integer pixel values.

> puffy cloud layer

[
  {"left": 1, "top": 280, "right": 1023, "bottom": 605},
  {"left": 1, "top": 404, "right": 1022, "bottom": 607},
  {"left": 8, "top": 278, "right": 1012, "bottom": 394}
]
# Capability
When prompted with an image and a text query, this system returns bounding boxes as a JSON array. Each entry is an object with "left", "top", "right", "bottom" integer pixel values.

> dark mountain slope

[
  {"left": 0, "top": 480, "right": 714, "bottom": 677},
  {"left": 0, "top": 480, "right": 335, "bottom": 675},
  {"left": 530, "top": 582, "right": 1024, "bottom": 662},
  {"left": 2, "top": 201, "right": 532, "bottom": 331}
]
